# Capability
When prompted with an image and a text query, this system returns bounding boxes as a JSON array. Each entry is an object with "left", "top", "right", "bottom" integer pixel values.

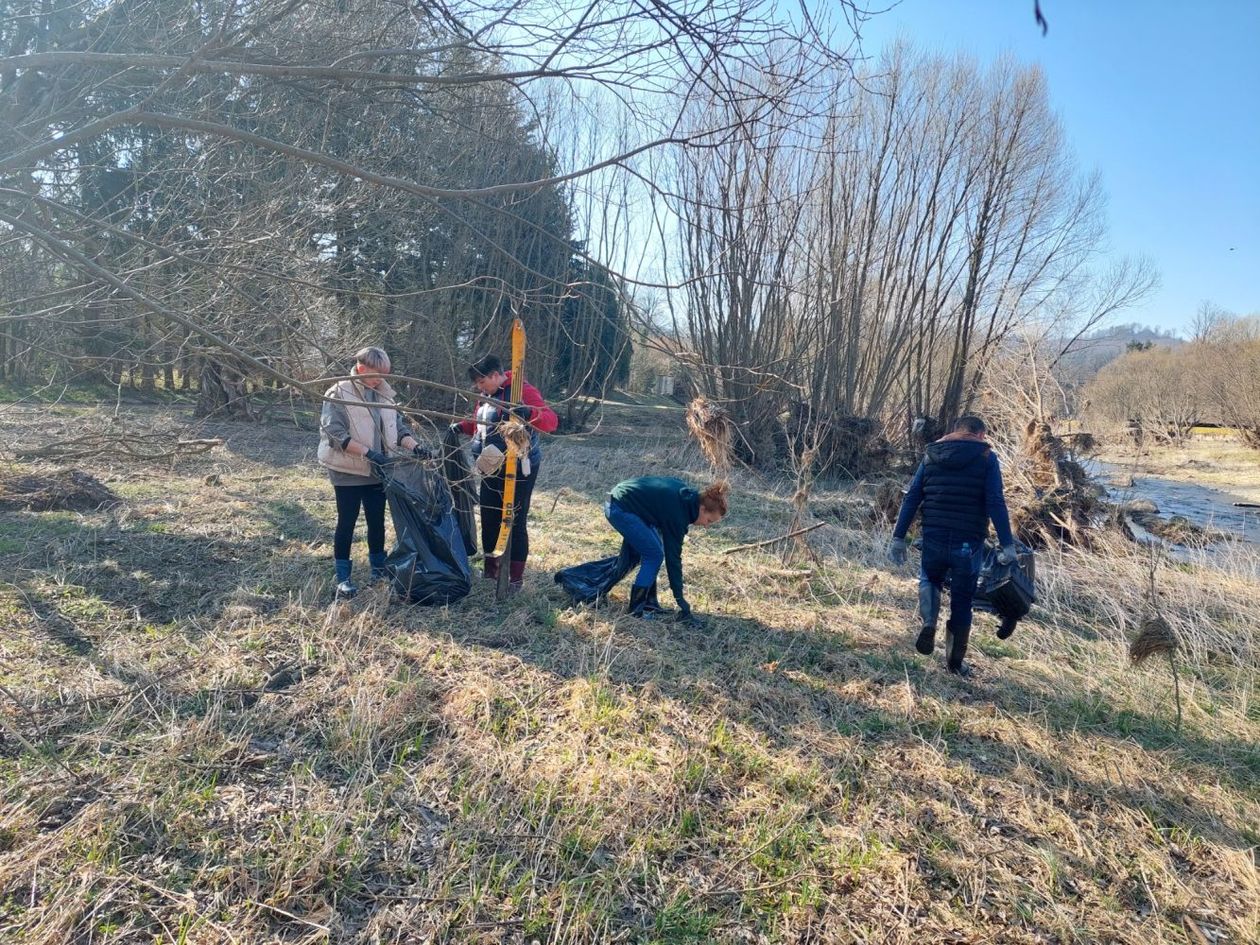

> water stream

[{"left": 1090, "top": 460, "right": 1260, "bottom": 550}]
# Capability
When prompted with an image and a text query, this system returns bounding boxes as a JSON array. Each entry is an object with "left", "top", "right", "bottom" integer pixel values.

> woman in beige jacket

[{"left": 318, "top": 347, "right": 424, "bottom": 599}]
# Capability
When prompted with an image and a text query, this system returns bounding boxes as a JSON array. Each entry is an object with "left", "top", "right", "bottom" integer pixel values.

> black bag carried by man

[
  {"left": 973, "top": 541, "right": 1036, "bottom": 621},
  {"left": 382, "top": 458, "right": 472, "bottom": 605}
]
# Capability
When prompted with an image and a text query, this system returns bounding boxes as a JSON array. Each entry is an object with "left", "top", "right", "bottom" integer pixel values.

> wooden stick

[
  {"left": 1169, "top": 650, "right": 1183, "bottom": 733},
  {"left": 1181, "top": 916, "right": 1211, "bottom": 945},
  {"left": 722, "top": 521, "right": 825, "bottom": 555}
]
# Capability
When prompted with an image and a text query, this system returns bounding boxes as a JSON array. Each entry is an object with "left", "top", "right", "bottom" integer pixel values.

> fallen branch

[
  {"left": 14, "top": 433, "right": 223, "bottom": 463},
  {"left": 1181, "top": 915, "right": 1212, "bottom": 945},
  {"left": 722, "top": 521, "right": 825, "bottom": 555}
]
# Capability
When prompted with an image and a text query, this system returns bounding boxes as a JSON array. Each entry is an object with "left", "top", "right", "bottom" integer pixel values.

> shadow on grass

[
  {"left": 3, "top": 496, "right": 324, "bottom": 630},
  {"left": 418, "top": 580, "right": 1257, "bottom": 858}
]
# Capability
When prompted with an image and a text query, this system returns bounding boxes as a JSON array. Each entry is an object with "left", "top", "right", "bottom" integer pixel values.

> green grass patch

[{"left": 650, "top": 892, "right": 721, "bottom": 944}]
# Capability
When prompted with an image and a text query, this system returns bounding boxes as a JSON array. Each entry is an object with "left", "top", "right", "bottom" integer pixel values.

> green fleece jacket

[{"left": 608, "top": 476, "right": 700, "bottom": 605}]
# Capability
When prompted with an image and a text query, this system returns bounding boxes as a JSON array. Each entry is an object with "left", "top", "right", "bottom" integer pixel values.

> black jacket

[{"left": 893, "top": 437, "right": 1014, "bottom": 545}]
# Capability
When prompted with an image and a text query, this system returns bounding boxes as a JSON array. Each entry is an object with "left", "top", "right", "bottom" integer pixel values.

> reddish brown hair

[{"left": 699, "top": 480, "right": 729, "bottom": 518}]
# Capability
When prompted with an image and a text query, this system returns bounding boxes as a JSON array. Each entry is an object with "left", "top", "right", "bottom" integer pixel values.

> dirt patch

[{"left": 0, "top": 468, "right": 117, "bottom": 512}]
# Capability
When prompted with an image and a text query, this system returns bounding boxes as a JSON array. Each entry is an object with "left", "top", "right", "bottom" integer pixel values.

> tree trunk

[{"left": 194, "top": 359, "right": 254, "bottom": 419}]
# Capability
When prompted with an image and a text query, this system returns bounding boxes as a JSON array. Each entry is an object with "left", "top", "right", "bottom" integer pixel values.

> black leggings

[
  {"left": 333, "top": 483, "right": 387, "bottom": 560},
  {"left": 479, "top": 461, "right": 539, "bottom": 563}
]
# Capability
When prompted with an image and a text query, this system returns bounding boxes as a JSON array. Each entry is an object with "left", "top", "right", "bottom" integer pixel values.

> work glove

[
  {"left": 888, "top": 537, "right": 909, "bottom": 566},
  {"left": 676, "top": 608, "right": 704, "bottom": 629},
  {"left": 365, "top": 448, "right": 392, "bottom": 472},
  {"left": 509, "top": 404, "right": 533, "bottom": 422},
  {"left": 474, "top": 443, "right": 505, "bottom": 477},
  {"left": 412, "top": 443, "right": 434, "bottom": 460},
  {"left": 996, "top": 544, "right": 1019, "bottom": 565}
]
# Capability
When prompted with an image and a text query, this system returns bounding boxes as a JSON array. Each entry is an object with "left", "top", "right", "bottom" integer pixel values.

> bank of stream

[{"left": 1091, "top": 460, "right": 1260, "bottom": 553}]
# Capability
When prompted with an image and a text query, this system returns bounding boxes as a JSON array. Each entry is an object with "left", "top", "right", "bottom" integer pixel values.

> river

[{"left": 1091, "top": 460, "right": 1260, "bottom": 550}]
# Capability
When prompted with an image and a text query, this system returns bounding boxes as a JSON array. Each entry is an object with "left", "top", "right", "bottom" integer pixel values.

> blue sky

[{"left": 854, "top": 0, "right": 1260, "bottom": 334}]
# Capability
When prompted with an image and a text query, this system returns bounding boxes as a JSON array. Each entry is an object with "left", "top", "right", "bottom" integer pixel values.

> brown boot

[
  {"left": 483, "top": 556, "right": 500, "bottom": 581},
  {"left": 508, "top": 560, "right": 526, "bottom": 594}
]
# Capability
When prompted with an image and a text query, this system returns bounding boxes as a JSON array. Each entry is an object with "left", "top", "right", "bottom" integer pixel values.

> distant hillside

[{"left": 1055, "top": 323, "right": 1183, "bottom": 388}]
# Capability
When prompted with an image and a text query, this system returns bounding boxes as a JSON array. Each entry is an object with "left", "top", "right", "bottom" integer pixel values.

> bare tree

[
  {"left": 1, "top": 0, "right": 865, "bottom": 421},
  {"left": 661, "top": 45, "right": 1153, "bottom": 471}
]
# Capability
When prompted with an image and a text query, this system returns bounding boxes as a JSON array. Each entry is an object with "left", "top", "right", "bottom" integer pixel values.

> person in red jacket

[{"left": 448, "top": 353, "right": 558, "bottom": 592}]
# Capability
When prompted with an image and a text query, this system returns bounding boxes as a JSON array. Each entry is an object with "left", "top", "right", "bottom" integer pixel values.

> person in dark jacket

[
  {"left": 888, "top": 415, "right": 1017, "bottom": 676},
  {"left": 448, "top": 354, "right": 558, "bottom": 593},
  {"left": 604, "top": 476, "right": 729, "bottom": 625}
]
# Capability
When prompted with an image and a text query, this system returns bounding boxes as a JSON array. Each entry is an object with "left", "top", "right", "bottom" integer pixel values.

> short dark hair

[
  {"left": 468, "top": 354, "right": 502, "bottom": 381},
  {"left": 954, "top": 415, "right": 987, "bottom": 435}
]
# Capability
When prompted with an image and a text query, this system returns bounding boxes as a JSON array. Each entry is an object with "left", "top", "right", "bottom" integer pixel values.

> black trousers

[
  {"left": 479, "top": 461, "right": 539, "bottom": 563},
  {"left": 333, "top": 483, "right": 387, "bottom": 560}
]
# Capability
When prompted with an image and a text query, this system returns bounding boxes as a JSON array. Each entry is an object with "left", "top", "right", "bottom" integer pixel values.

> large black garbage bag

[
  {"left": 441, "top": 426, "right": 478, "bottom": 556},
  {"left": 974, "top": 542, "right": 1036, "bottom": 620},
  {"left": 383, "top": 459, "right": 472, "bottom": 605},
  {"left": 554, "top": 540, "right": 641, "bottom": 605}
]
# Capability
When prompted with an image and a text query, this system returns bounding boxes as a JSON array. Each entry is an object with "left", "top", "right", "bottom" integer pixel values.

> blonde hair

[
  {"left": 354, "top": 346, "right": 390, "bottom": 372},
  {"left": 699, "top": 480, "right": 729, "bottom": 518}
]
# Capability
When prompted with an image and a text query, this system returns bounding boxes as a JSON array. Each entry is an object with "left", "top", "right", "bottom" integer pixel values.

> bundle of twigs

[
  {"left": 1130, "top": 615, "right": 1178, "bottom": 665},
  {"left": 685, "top": 396, "right": 734, "bottom": 474},
  {"left": 500, "top": 417, "right": 532, "bottom": 456},
  {"left": 1129, "top": 552, "right": 1183, "bottom": 731}
]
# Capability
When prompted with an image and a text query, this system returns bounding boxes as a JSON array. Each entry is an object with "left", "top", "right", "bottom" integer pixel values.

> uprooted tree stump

[
  {"left": 1008, "top": 418, "right": 1103, "bottom": 546},
  {"left": 685, "top": 396, "right": 735, "bottom": 475},
  {"left": 0, "top": 469, "right": 117, "bottom": 512}
]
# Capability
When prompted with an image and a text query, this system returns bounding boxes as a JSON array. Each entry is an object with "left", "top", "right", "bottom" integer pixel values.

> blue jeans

[
  {"left": 605, "top": 500, "right": 664, "bottom": 589},
  {"left": 919, "top": 533, "right": 983, "bottom": 637}
]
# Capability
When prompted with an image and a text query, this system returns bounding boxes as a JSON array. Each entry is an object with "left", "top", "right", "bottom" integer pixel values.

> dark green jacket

[{"left": 609, "top": 476, "right": 700, "bottom": 603}]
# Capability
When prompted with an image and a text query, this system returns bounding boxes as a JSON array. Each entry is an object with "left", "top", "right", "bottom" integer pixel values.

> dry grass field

[{"left": 0, "top": 398, "right": 1257, "bottom": 944}]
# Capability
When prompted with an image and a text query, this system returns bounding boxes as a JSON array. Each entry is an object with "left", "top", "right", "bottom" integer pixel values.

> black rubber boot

[
  {"left": 996, "top": 616, "right": 1018, "bottom": 640},
  {"left": 627, "top": 584, "right": 654, "bottom": 618},
  {"left": 915, "top": 625, "right": 936, "bottom": 655},
  {"left": 643, "top": 582, "right": 669, "bottom": 615},
  {"left": 916, "top": 581, "right": 940, "bottom": 654},
  {"left": 946, "top": 619, "right": 972, "bottom": 677}
]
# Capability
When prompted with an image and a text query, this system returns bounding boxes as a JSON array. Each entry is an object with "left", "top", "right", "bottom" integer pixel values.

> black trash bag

[
  {"left": 441, "top": 425, "right": 478, "bottom": 557},
  {"left": 382, "top": 458, "right": 472, "bottom": 605},
  {"left": 554, "top": 540, "right": 643, "bottom": 605},
  {"left": 974, "top": 542, "right": 1036, "bottom": 620}
]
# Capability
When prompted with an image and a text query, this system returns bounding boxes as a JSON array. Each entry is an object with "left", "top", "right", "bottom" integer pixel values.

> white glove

[
  {"left": 475, "top": 443, "right": 505, "bottom": 477},
  {"left": 996, "top": 544, "right": 1019, "bottom": 565}
]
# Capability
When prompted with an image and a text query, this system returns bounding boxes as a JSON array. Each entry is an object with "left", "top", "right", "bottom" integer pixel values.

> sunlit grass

[{"left": 0, "top": 399, "right": 1256, "bottom": 943}]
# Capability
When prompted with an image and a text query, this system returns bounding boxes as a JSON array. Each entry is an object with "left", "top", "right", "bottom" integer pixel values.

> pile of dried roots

[
  {"left": 685, "top": 397, "right": 734, "bottom": 475},
  {"left": 0, "top": 468, "right": 117, "bottom": 512}
]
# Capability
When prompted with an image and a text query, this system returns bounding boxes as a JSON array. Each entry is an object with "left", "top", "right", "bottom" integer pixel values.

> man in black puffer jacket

[{"left": 888, "top": 415, "right": 1017, "bottom": 677}]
